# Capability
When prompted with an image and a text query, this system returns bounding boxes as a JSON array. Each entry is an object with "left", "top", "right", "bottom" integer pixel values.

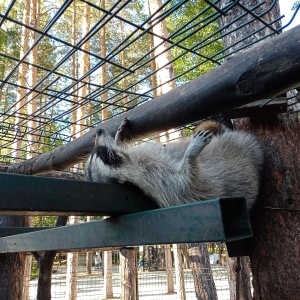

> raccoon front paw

[
  {"left": 193, "top": 130, "right": 213, "bottom": 144},
  {"left": 184, "top": 130, "right": 213, "bottom": 160}
]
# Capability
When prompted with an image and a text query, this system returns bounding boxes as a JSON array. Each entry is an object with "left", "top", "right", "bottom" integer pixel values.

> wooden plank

[
  {"left": 223, "top": 97, "right": 287, "bottom": 119},
  {"left": 0, "top": 198, "right": 252, "bottom": 253},
  {"left": 7, "top": 25, "right": 300, "bottom": 175},
  {"left": 0, "top": 173, "right": 158, "bottom": 216}
]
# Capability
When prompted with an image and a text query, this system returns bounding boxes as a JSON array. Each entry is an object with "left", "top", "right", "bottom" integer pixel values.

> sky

[{"left": 279, "top": 0, "right": 300, "bottom": 30}]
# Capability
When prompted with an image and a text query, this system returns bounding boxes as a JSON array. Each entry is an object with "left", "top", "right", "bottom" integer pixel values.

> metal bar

[
  {"left": 0, "top": 173, "right": 158, "bottom": 216},
  {"left": 0, "top": 198, "right": 252, "bottom": 253},
  {"left": 0, "top": 0, "right": 74, "bottom": 89}
]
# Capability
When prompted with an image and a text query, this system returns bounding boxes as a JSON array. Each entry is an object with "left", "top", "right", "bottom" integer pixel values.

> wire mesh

[
  {"left": 26, "top": 246, "right": 235, "bottom": 300},
  {"left": 0, "top": 0, "right": 299, "bottom": 165}
]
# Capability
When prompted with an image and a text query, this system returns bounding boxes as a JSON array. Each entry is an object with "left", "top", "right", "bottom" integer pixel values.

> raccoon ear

[{"left": 95, "top": 145, "right": 123, "bottom": 167}]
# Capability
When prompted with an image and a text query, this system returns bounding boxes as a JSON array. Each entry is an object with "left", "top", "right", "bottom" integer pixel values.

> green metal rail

[
  {"left": 0, "top": 173, "right": 252, "bottom": 256},
  {"left": 0, "top": 198, "right": 252, "bottom": 253},
  {"left": 0, "top": 173, "right": 158, "bottom": 216}
]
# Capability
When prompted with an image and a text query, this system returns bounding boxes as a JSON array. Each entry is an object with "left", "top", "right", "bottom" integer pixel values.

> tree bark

[
  {"left": 34, "top": 216, "right": 68, "bottom": 300},
  {"left": 12, "top": 0, "right": 30, "bottom": 162},
  {"left": 188, "top": 243, "right": 217, "bottom": 300},
  {"left": 120, "top": 247, "right": 138, "bottom": 300},
  {"left": 65, "top": 216, "right": 80, "bottom": 300},
  {"left": 0, "top": 217, "right": 27, "bottom": 300},
  {"left": 71, "top": 0, "right": 77, "bottom": 140},
  {"left": 75, "top": 1, "right": 90, "bottom": 137},
  {"left": 234, "top": 113, "right": 300, "bottom": 300},
  {"left": 148, "top": 0, "right": 176, "bottom": 94},
  {"left": 26, "top": 0, "right": 40, "bottom": 158},
  {"left": 99, "top": 0, "right": 109, "bottom": 121},
  {"left": 217, "top": 2, "right": 300, "bottom": 299},
  {"left": 218, "top": 0, "right": 281, "bottom": 56},
  {"left": 226, "top": 256, "right": 252, "bottom": 300}
]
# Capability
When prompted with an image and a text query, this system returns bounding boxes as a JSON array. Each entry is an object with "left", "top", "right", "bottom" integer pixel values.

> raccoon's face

[{"left": 85, "top": 129, "right": 126, "bottom": 183}]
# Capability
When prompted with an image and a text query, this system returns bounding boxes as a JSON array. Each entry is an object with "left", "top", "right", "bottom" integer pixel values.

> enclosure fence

[{"left": 26, "top": 246, "right": 235, "bottom": 300}]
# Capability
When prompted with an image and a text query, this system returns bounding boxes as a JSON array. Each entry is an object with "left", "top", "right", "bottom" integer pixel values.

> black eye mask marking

[{"left": 92, "top": 145, "right": 123, "bottom": 167}]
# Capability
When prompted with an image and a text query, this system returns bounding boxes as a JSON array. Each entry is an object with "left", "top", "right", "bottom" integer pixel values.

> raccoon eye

[{"left": 96, "top": 146, "right": 123, "bottom": 167}]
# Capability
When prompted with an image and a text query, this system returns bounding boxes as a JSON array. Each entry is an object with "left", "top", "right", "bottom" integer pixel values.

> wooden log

[{"left": 7, "top": 25, "right": 300, "bottom": 175}]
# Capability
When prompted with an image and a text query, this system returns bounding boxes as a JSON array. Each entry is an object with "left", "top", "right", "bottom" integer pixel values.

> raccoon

[{"left": 85, "top": 118, "right": 263, "bottom": 209}]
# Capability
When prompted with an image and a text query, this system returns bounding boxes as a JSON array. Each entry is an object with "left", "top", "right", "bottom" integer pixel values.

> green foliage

[
  {"left": 0, "top": 0, "right": 226, "bottom": 163},
  {"left": 166, "top": 0, "right": 224, "bottom": 83},
  {"left": 34, "top": 216, "right": 57, "bottom": 227}
]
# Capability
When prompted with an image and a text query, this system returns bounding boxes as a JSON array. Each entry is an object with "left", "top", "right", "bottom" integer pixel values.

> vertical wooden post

[
  {"left": 120, "top": 247, "right": 138, "bottom": 300},
  {"left": 164, "top": 244, "right": 175, "bottom": 294},
  {"left": 173, "top": 244, "right": 186, "bottom": 300},
  {"left": 103, "top": 251, "right": 113, "bottom": 299}
]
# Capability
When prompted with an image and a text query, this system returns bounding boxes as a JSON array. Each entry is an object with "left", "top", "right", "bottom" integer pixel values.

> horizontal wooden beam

[
  {"left": 0, "top": 198, "right": 252, "bottom": 253},
  {"left": 223, "top": 97, "right": 287, "bottom": 119},
  {"left": 0, "top": 173, "right": 158, "bottom": 216},
  {"left": 7, "top": 25, "right": 300, "bottom": 175}
]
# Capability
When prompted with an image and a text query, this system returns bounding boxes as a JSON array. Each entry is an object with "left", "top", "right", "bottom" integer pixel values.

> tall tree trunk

[
  {"left": 35, "top": 216, "right": 68, "bottom": 300},
  {"left": 120, "top": 248, "right": 138, "bottom": 300},
  {"left": 119, "top": 17, "right": 128, "bottom": 110},
  {"left": 188, "top": 243, "right": 217, "bottom": 300},
  {"left": 148, "top": 0, "right": 176, "bottom": 94},
  {"left": 23, "top": 2, "right": 41, "bottom": 297},
  {"left": 85, "top": 216, "right": 92, "bottom": 274},
  {"left": 12, "top": 0, "right": 30, "bottom": 161},
  {"left": 0, "top": 5, "right": 32, "bottom": 299},
  {"left": 148, "top": 0, "right": 176, "bottom": 142},
  {"left": 218, "top": 0, "right": 281, "bottom": 56},
  {"left": 99, "top": 0, "right": 109, "bottom": 121},
  {"left": 71, "top": 0, "right": 77, "bottom": 140},
  {"left": 0, "top": 217, "right": 27, "bottom": 300},
  {"left": 226, "top": 256, "right": 252, "bottom": 300},
  {"left": 26, "top": 0, "right": 40, "bottom": 159},
  {"left": 219, "top": 0, "right": 290, "bottom": 299},
  {"left": 234, "top": 114, "right": 300, "bottom": 300},
  {"left": 75, "top": 1, "right": 90, "bottom": 137},
  {"left": 182, "top": 244, "right": 189, "bottom": 269},
  {"left": 65, "top": 216, "right": 80, "bottom": 300},
  {"left": 173, "top": 244, "right": 186, "bottom": 300}
]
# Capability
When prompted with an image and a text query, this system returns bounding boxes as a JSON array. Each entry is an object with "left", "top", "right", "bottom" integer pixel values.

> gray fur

[{"left": 85, "top": 119, "right": 263, "bottom": 209}]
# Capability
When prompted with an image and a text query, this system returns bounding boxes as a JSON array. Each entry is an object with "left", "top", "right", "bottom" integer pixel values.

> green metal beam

[
  {"left": 0, "top": 173, "right": 158, "bottom": 216},
  {"left": 0, "top": 198, "right": 252, "bottom": 253},
  {"left": 0, "top": 228, "right": 50, "bottom": 238}
]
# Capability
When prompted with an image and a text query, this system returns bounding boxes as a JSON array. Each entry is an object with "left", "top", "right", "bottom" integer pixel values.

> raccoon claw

[{"left": 194, "top": 130, "right": 213, "bottom": 144}]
